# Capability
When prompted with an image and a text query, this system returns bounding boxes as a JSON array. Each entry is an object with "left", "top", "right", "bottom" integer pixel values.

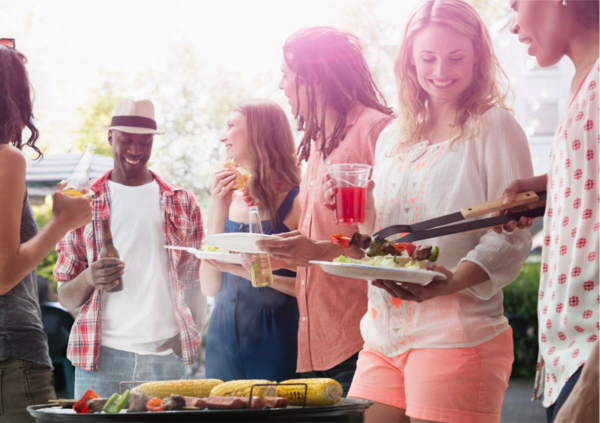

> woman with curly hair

[
  {"left": 499, "top": 1, "right": 599, "bottom": 421},
  {"left": 0, "top": 40, "right": 93, "bottom": 422},
  {"left": 257, "top": 26, "right": 394, "bottom": 392}
]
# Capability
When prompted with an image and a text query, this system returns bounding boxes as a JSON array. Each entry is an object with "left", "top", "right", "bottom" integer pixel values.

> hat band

[{"left": 110, "top": 115, "right": 157, "bottom": 130}]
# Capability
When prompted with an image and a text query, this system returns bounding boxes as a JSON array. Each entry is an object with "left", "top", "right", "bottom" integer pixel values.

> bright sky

[{"left": 1, "top": 0, "right": 422, "bottom": 154}]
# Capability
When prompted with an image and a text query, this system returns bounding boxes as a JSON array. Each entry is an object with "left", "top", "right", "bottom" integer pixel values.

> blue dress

[{"left": 205, "top": 187, "right": 300, "bottom": 382}]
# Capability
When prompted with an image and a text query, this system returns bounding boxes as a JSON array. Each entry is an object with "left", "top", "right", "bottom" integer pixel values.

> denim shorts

[{"left": 75, "top": 346, "right": 187, "bottom": 398}]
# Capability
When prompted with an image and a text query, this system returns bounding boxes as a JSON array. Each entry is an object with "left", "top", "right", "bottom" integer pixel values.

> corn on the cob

[
  {"left": 131, "top": 379, "right": 223, "bottom": 398},
  {"left": 277, "top": 378, "right": 343, "bottom": 406},
  {"left": 209, "top": 379, "right": 277, "bottom": 398}
]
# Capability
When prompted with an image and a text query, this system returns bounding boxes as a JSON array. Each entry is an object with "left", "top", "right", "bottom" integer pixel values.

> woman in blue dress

[{"left": 201, "top": 99, "right": 302, "bottom": 381}]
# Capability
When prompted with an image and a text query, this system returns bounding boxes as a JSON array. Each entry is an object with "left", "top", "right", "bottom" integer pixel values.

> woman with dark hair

[
  {"left": 0, "top": 40, "right": 93, "bottom": 421},
  {"left": 200, "top": 99, "right": 302, "bottom": 381},
  {"left": 499, "top": 1, "right": 599, "bottom": 421},
  {"left": 256, "top": 27, "right": 394, "bottom": 392}
]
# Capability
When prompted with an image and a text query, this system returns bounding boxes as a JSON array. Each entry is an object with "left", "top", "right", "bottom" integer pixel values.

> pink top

[
  {"left": 533, "top": 60, "right": 599, "bottom": 406},
  {"left": 296, "top": 102, "right": 393, "bottom": 372}
]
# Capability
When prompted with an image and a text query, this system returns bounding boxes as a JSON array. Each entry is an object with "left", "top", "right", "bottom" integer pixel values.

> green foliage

[
  {"left": 32, "top": 195, "right": 58, "bottom": 294},
  {"left": 72, "top": 81, "right": 119, "bottom": 157},
  {"left": 503, "top": 262, "right": 541, "bottom": 378}
]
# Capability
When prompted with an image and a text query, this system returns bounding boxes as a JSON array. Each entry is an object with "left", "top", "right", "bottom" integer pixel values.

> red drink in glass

[
  {"left": 328, "top": 163, "right": 371, "bottom": 226},
  {"left": 334, "top": 186, "right": 366, "bottom": 225}
]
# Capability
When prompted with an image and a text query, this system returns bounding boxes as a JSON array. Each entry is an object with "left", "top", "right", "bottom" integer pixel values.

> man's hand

[
  {"left": 89, "top": 258, "right": 125, "bottom": 291},
  {"left": 371, "top": 264, "right": 455, "bottom": 302},
  {"left": 156, "top": 334, "right": 182, "bottom": 358}
]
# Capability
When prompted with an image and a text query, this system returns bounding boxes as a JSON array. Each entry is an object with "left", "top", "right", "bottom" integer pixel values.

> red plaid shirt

[{"left": 54, "top": 170, "right": 204, "bottom": 371}]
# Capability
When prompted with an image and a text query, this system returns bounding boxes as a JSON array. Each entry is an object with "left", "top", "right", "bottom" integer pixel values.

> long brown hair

[
  {"left": 395, "top": 0, "right": 510, "bottom": 149},
  {"left": 0, "top": 45, "right": 41, "bottom": 158},
  {"left": 232, "top": 99, "right": 301, "bottom": 225},
  {"left": 283, "top": 26, "right": 393, "bottom": 162}
]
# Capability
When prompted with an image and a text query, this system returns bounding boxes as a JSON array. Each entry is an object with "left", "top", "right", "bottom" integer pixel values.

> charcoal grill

[{"left": 28, "top": 398, "right": 372, "bottom": 422}]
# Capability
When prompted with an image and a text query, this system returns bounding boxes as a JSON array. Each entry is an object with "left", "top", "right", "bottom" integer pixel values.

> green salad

[{"left": 332, "top": 255, "right": 422, "bottom": 270}]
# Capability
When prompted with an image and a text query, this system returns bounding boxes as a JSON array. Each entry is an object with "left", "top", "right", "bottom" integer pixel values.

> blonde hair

[
  {"left": 231, "top": 99, "right": 301, "bottom": 225},
  {"left": 395, "top": 0, "right": 510, "bottom": 149}
]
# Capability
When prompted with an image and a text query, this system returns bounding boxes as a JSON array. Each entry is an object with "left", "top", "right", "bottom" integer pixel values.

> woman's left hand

[
  {"left": 204, "top": 259, "right": 250, "bottom": 279},
  {"left": 371, "top": 263, "right": 456, "bottom": 303}
]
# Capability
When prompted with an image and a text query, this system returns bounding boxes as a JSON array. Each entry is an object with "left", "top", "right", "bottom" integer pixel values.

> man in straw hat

[{"left": 54, "top": 99, "right": 207, "bottom": 397}]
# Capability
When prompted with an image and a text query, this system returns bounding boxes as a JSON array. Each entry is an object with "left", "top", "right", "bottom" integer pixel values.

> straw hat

[{"left": 102, "top": 98, "right": 165, "bottom": 135}]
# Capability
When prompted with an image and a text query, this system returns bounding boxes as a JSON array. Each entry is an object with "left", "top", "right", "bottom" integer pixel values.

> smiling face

[
  {"left": 108, "top": 130, "right": 153, "bottom": 179},
  {"left": 508, "top": 0, "right": 570, "bottom": 67},
  {"left": 220, "top": 110, "right": 249, "bottom": 163},
  {"left": 411, "top": 24, "right": 476, "bottom": 105},
  {"left": 279, "top": 55, "right": 309, "bottom": 118}
]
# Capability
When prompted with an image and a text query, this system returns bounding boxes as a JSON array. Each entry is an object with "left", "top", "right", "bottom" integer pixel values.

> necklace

[{"left": 242, "top": 179, "right": 282, "bottom": 207}]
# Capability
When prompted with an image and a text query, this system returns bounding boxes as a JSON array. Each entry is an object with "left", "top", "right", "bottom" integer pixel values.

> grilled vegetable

[
  {"left": 102, "top": 393, "right": 121, "bottom": 413},
  {"left": 210, "top": 380, "right": 277, "bottom": 398},
  {"left": 131, "top": 379, "right": 223, "bottom": 398},
  {"left": 277, "top": 378, "right": 343, "bottom": 406},
  {"left": 146, "top": 397, "right": 163, "bottom": 412},
  {"left": 74, "top": 389, "right": 99, "bottom": 413},
  {"left": 366, "top": 238, "right": 388, "bottom": 257},
  {"left": 330, "top": 233, "right": 352, "bottom": 248},
  {"left": 428, "top": 246, "right": 439, "bottom": 262}
]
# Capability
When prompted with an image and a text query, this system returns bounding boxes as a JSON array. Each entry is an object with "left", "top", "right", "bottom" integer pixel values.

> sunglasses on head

[{"left": 0, "top": 39, "right": 15, "bottom": 49}]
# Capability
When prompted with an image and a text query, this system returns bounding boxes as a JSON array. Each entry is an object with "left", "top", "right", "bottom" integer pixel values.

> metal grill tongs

[{"left": 372, "top": 191, "right": 547, "bottom": 244}]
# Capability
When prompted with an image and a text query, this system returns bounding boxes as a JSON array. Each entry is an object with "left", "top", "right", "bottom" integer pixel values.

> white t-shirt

[
  {"left": 362, "top": 107, "right": 533, "bottom": 355},
  {"left": 101, "top": 180, "right": 179, "bottom": 355},
  {"left": 534, "top": 60, "right": 599, "bottom": 407}
]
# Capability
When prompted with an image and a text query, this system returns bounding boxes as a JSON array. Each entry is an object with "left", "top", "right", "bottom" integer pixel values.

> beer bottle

[
  {"left": 248, "top": 206, "right": 273, "bottom": 288},
  {"left": 63, "top": 143, "right": 95, "bottom": 197},
  {"left": 100, "top": 219, "right": 123, "bottom": 293}
]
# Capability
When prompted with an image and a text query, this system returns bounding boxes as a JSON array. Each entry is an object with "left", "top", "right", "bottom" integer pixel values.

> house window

[{"left": 526, "top": 102, "right": 559, "bottom": 136}]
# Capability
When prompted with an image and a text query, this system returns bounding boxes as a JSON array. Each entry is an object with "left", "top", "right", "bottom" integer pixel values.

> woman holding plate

[
  {"left": 263, "top": 1, "right": 534, "bottom": 421},
  {"left": 200, "top": 98, "right": 302, "bottom": 382}
]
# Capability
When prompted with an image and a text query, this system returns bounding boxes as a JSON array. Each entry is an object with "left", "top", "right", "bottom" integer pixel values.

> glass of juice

[{"left": 328, "top": 163, "right": 371, "bottom": 225}]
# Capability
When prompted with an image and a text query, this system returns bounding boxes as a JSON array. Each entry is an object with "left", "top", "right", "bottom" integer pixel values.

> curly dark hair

[
  {"left": 0, "top": 45, "right": 41, "bottom": 158},
  {"left": 574, "top": 0, "right": 599, "bottom": 26},
  {"left": 283, "top": 27, "right": 393, "bottom": 162}
]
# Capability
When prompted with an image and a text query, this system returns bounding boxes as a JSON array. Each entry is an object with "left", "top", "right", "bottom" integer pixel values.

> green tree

[
  {"left": 72, "top": 80, "right": 120, "bottom": 157},
  {"left": 32, "top": 195, "right": 58, "bottom": 293}
]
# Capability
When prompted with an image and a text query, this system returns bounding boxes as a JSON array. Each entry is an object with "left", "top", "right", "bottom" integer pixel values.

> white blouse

[
  {"left": 361, "top": 107, "right": 534, "bottom": 355},
  {"left": 534, "top": 60, "right": 599, "bottom": 407}
]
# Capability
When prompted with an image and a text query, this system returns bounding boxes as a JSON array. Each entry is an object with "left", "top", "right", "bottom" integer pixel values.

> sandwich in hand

[{"left": 222, "top": 159, "right": 252, "bottom": 190}]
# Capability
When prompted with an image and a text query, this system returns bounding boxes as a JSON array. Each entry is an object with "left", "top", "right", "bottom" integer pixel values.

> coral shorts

[{"left": 348, "top": 328, "right": 514, "bottom": 423}]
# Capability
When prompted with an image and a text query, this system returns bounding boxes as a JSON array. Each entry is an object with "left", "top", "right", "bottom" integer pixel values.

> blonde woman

[{"left": 320, "top": 1, "right": 534, "bottom": 422}]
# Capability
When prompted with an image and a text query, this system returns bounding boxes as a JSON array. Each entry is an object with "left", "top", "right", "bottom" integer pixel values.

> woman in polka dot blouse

[{"left": 501, "top": 1, "right": 599, "bottom": 422}]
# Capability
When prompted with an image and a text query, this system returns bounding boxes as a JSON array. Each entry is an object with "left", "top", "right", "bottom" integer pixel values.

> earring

[{"left": 563, "top": 0, "right": 567, "bottom": 5}]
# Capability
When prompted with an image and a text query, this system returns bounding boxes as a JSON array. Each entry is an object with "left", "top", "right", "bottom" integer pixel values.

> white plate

[
  {"left": 165, "top": 246, "right": 243, "bottom": 265},
  {"left": 309, "top": 260, "right": 446, "bottom": 285},
  {"left": 202, "top": 233, "right": 281, "bottom": 254}
]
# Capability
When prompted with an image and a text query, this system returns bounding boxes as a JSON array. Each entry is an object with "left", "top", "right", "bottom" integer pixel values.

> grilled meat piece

[
  {"left": 263, "top": 396, "right": 289, "bottom": 408},
  {"left": 162, "top": 394, "right": 187, "bottom": 411},
  {"left": 350, "top": 233, "right": 372, "bottom": 250},
  {"left": 86, "top": 398, "right": 109, "bottom": 413},
  {"left": 182, "top": 396, "right": 207, "bottom": 409},
  {"left": 127, "top": 391, "right": 148, "bottom": 413},
  {"left": 380, "top": 242, "right": 399, "bottom": 256},
  {"left": 206, "top": 396, "right": 245, "bottom": 410},
  {"left": 412, "top": 245, "right": 433, "bottom": 261}
]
